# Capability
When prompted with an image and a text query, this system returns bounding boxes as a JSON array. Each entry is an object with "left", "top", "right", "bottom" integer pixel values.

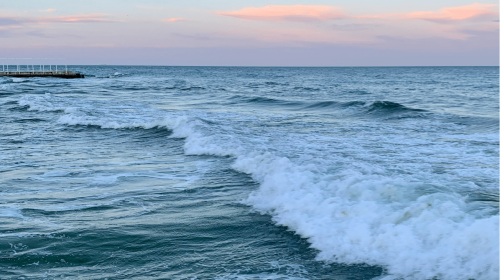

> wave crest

[{"left": 366, "top": 101, "right": 425, "bottom": 113}]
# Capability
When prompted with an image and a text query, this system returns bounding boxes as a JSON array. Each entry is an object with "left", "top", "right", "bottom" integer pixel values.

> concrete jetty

[{"left": 0, "top": 70, "right": 84, "bottom": 79}]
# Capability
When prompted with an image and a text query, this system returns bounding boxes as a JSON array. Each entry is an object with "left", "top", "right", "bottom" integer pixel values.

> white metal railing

[
  {"left": 1, "top": 65, "right": 69, "bottom": 74},
  {"left": 1, "top": 58, "right": 70, "bottom": 75}
]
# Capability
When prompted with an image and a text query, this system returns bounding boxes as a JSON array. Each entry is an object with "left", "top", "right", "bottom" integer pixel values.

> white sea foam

[
  {"left": 56, "top": 110, "right": 239, "bottom": 156},
  {"left": 231, "top": 153, "right": 498, "bottom": 280},
  {"left": 18, "top": 93, "right": 499, "bottom": 280},
  {"left": 0, "top": 206, "right": 25, "bottom": 219},
  {"left": 11, "top": 78, "right": 28, "bottom": 83},
  {"left": 18, "top": 93, "right": 68, "bottom": 112}
]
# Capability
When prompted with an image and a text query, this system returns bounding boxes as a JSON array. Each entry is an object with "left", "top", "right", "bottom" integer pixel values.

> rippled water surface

[{"left": 1, "top": 66, "right": 498, "bottom": 280}]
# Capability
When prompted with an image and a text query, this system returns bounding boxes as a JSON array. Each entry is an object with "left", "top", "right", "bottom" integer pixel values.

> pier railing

[
  {"left": 0, "top": 63, "right": 84, "bottom": 78},
  {"left": 1, "top": 64, "right": 69, "bottom": 74}
]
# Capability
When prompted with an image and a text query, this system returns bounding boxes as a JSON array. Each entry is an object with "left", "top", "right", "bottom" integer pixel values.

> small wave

[
  {"left": 265, "top": 81, "right": 280, "bottom": 85},
  {"left": 24, "top": 204, "right": 114, "bottom": 215},
  {"left": 57, "top": 114, "right": 182, "bottom": 131},
  {"left": 180, "top": 86, "right": 205, "bottom": 91},
  {"left": 303, "top": 101, "right": 340, "bottom": 109},
  {"left": 341, "top": 101, "right": 366, "bottom": 107},
  {"left": 228, "top": 95, "right": 302, "bottom": 107},
  {"left": 366, "top": 101, "right": 425, "bottom": 113},
  {"left": 293, "top": 86, "right": 320, "bottom": 91},
  {"left": 301, "top": 100, "right": 424, "bottom": 115},
  {"left": 247, "top": 96, "right": 283, "bottom": 103},
  {"left": 13, "top": 118, "right": 46, "bottom": 123},
  {"left": 346, "top": 89, "right": 371, "bottom": 95},
  {"left": 303, "top": 101, "right": 366, "bottom": 110}
]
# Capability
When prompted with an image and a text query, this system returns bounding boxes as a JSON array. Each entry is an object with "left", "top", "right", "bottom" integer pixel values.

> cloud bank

[
  {"left": 406, "top": 3, "right": 498, "bottom": 21},
  {"left": 220, "top": 3, "right": 499, "bottom": 23},
  {"left": 0, "top": 13, "right": 115, "bottom": 27},
  {"left": 219, "top": 5, "right": 346, "bottom": 22}
]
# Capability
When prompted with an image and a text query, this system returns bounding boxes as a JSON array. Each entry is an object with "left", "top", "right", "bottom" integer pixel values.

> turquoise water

[{"left": 1, "top": 67, "right": 498, "bottom": 279}]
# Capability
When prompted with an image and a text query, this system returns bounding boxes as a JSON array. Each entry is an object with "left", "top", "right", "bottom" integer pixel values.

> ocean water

[{"left": 0, "top": 66, "right": 498, "bottom": 280}]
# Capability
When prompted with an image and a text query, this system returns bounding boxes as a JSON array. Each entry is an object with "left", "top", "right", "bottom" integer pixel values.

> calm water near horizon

[{"left": 1, "top": 66, "right": 498, "bottom": 280}]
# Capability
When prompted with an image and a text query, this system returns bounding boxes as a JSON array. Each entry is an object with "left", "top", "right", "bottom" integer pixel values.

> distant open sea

[{"left": 1, "top": 66, "right": 498, "bottom": 280}]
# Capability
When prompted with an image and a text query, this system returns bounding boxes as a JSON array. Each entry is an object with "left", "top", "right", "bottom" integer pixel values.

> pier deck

[{"left": 0, "top": 71, "right": 84, "bottom": 79}]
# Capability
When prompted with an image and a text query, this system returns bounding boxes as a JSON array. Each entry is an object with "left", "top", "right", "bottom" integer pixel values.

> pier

[
  {"left": 0, "top": 71, "right": 84, "bottom": 79},
  {"left": 0, "top": 63, "right": 84, "bottom": 79}
]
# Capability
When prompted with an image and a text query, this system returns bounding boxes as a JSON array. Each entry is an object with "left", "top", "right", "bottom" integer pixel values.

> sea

[{"left": 0, "top": 66, "right": 498, "bottom": 280}]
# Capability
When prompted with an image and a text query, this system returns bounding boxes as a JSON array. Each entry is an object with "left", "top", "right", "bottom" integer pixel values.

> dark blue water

[{"left": 1, "top": 67, "right": 498, "bottom": 280}]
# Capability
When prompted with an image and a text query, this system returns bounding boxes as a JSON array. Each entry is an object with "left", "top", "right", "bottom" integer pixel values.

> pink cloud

[
  {"left": 0, "top": 13, "right": 117, "bottom": 29},
  {"left": 221, "top": 3, "right": 498, "bottom": 24},
  {"left": 405, "top": 3, "right": 498, "bottom": 22},
  {"left": 360, "top": 3, "right": 498, "bottom": 22},
  {"left": 218, "top": 5, "right": 347, "bottom": 22},
  {"left": 47, "top": 14, "right": 115, "bottom": 23},
  {"left": 42, "top": 9, "right": 56, "bottom": 13},
  {"left": 162, "top": 18, "right": 185, "bottom": 22}
]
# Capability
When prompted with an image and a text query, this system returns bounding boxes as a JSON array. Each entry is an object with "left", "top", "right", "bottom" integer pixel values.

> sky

[{"left": 0, "top": 0, "right": 498, "bottom": 66}]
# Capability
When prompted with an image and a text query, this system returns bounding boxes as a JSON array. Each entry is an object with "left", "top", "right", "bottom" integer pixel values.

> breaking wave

[{"left": 15, "top": 93, "right": 500, "bottom": 280}]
